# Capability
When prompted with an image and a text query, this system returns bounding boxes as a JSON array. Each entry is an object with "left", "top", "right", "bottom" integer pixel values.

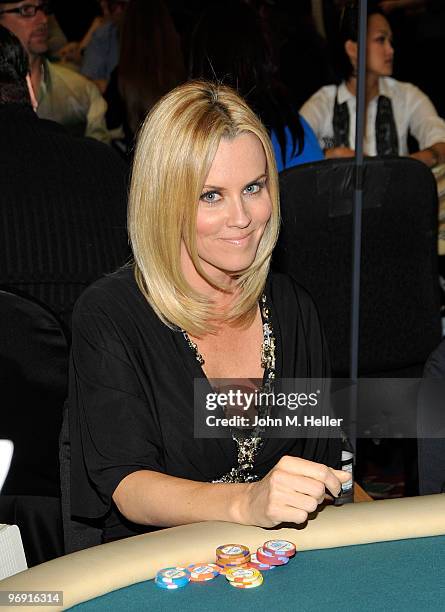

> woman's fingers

[
  {"left": 246, "top": 456, "right": 352, "bottom": 528},
  {"left": 277, "top": 456, "right": 349, "bottom": 497}
]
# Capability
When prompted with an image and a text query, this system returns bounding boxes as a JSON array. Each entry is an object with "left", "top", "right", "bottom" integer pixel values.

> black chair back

[
  {"left": 0, "top": 287, "right": 69, "bottom": 565},
  {"left": 418, "top": 339, "right": 445, "bottom": 494},
  {"left": 273, "top": 157, "right": 442, "bottom": 377},
  {"left": 0, "top": 287, "right": 69, "bottom": 496}
]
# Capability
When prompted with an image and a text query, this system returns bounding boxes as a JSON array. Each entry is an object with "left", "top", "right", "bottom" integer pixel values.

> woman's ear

[{"left": 344, "top": 39, "right": 358, "bottom": 73}]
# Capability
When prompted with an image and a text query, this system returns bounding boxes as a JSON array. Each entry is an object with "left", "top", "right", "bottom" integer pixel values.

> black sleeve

[
  {"left": 295, "top": 283, "right": 341, "bottom": 471},
  {"left": 69, "top": 290, "right": 165, "bottom": 520},
  {"left": 268, "top": 273, "right": 341, "bottom": 470}
]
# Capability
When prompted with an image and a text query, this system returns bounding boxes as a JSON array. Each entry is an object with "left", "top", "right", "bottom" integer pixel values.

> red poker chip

[
  {"left": 257, "top": 547, "right": 290, "bottom": 566},
  {"left": 263, "top": 539, "right": 296, "bottom": 558},
  {"left": 246, "top": 553, "right": 276, "bottom": 571}
]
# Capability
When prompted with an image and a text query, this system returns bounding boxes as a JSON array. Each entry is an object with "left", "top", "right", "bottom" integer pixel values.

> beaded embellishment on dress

[{"left": 183, "top": 293, "right": 276, "bottom": 483}]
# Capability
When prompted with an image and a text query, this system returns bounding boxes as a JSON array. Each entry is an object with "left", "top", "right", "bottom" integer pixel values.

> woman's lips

[{"left": 220, "top": 233, "right": 253, "bottom": 245}]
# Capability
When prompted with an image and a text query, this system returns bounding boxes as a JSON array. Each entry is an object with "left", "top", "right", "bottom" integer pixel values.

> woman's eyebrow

[{"left": 202, "top": 173, "right": 268, "bottom": 191}]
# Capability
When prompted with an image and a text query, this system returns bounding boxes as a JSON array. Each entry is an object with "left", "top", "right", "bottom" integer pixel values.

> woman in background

[
  {"left": 300, "top": 1, "right": 445, "bottom": 166},
  {"left": 105, "top": 0, "right": 185, "bottom": 149},
  {"left": 189, "top": 0, "right": 323, "bottom": 172}
]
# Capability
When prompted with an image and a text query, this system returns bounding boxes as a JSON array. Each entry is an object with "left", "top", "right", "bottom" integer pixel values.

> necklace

[{"left": 182, "top": 293, "right": 276, "bottom": 483}]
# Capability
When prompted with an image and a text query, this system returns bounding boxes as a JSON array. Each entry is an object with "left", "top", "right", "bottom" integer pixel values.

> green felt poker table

[
  {"left": 68, "top": 535, "right": 445, "bottom": 611},
  {"left": 1, "top": 495, "right": 444, "bottom": 611}
]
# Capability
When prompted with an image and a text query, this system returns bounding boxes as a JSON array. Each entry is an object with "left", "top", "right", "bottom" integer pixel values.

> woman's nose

[{"left": 227, "top": 196, "right": 251, "bottom": 228}]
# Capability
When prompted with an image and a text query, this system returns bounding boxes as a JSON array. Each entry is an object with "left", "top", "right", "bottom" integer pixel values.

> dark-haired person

[
  {"left": 81, "top": 0, "right": 129, "bottom": 94},
  {"left": 0, "top": 23, "right": 128, "bottom": 325},
  {"left": 104, "top": 0, "right": 185, "bottom": 151},
  {"left": 300, "top": 2, "right": 445, "bottom": 166},
  {"left": 0, "top": 0, "right": 110, "bottom": 142},
  {"left": 189, "top": 0, "right": 323, "bottom": 172}
]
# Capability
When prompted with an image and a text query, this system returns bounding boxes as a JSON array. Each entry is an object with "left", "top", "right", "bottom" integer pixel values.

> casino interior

[{"left": 1, "top": 0, "right": 445, "bottom": 610}]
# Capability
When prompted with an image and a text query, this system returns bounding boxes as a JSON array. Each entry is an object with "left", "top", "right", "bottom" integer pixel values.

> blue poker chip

[
  {"left": 155, "top": 567, "right": 191, "bottom": 587},
  {"left": 155, "top": 580, "right": 186, "bottom": 590}
]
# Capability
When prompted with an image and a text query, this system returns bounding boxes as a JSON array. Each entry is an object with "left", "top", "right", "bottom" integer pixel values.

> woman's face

[
  {"left": 366, "top": 13, "right": 394, "bottom": 78},
  {"left": 181, "top": 132, "right": 272, "bottom": 288}
]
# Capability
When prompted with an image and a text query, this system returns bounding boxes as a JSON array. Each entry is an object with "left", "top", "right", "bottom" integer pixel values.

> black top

[
  {"left": 69, "top": 266, "right": 340, "bottom": 541},
  {"left": 0, "top": 103, "right": 129, "bottom": 326}
]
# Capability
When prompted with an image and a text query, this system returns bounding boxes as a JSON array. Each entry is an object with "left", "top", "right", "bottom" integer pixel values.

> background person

[
  {"left": 189, "top": 0, "right": 323, "bottom": 172},
  {"left": 0, "top": 0, "right": 110, "bottom": 142},
  {"left": 55, "top": 1, "right": 110, "bottom": 70},
  {"left": 0, "top": 23, "right": 128, "bottom": 326},
  {"left": 300, "top": 1, "right": 445, "bottom": 166},
  {"left": 80, "top": 0, "right": 128, "bottom": 93},
  {"left": 104, "top": 0, "right": 185, "bottom": 151}
]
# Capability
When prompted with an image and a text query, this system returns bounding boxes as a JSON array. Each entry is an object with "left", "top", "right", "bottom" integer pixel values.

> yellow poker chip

[
  {"left": 228, "top": 574, "right": 264, "bottom": 589},
  {"left": 216, "top": 544, "right": 250, "bottom": 559},
  {"left": 225, "top": 567, "right": 262, "bottom": 584}
]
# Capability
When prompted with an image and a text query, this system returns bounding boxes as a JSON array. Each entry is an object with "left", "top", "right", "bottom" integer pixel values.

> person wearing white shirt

[{"left": 300, "top": 3, "right": 445, "bottom": 168}]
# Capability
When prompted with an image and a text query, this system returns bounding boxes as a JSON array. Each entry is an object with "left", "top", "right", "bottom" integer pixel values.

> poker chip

[
  {"left": 263, "top": 540, "right": 296, "bottom": 558},
  {"left": 155, "top": 580, "right": 184, "bottom": 590},
  {"left": 216, "top": 543, "right": 251, "bottom": 576},
  {"left": 225, "top": 567, "right": 261, "bottom": 584},
  {"left": 246, "top": 552, "right": 276, "bottom": 571},
  {"left": 216, "top": 556, "right": 250, "bottom": 568},
  {"left": 187, "top": 563, "right": 220, "bottom": 582},
  {"left": 155, "top": 567, "right": 191, "bottom": 589},
  {"left": 153, "top": 539, "right": 295, "bottom": 593},
  {"left": 216, "top": 561, "right": 250, "bottom": 576},
  {"left": 216, "top": 544, "right": 250, "bottom": 560},
  {"left": 217, "top": 554, "right": 250, "bottom": 564},
  {"left": 228, "top": 574, "right": 264, "bottom": 589},
  {"left": 257, "top": 547, "right": 290, "bottom": 566}
]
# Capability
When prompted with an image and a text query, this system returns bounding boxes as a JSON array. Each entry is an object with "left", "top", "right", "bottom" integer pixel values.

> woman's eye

[
  {"left": 200, "top": 191, "right": 222, "bottom": 204},
  {"left": 243, "top": 182, "right": 262, "bottom": 195}
]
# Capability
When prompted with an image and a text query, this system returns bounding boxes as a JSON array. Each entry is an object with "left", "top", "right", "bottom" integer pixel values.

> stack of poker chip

[
  {"left": 187, "top": 563, "right": 220, "bottom": 582},
  {"left": 256, "top": 540, "right": 296, "bottom": 567},
  {"left": 225, "top": 567, "right": 264, "bottom": 589},
  {"left": 246, "top": 552, "right": 276, "bottom": 571},
  {"left": 215, "top": 544, "right": 251, "bottom": 574},
  {"left": 155, "top": 567, "right": 191, "bottom": 590},
  {"left": 154, "top": 540, "right": 297, "bottom": 592}
]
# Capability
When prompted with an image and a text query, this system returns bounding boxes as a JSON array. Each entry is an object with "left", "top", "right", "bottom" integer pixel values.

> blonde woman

[{"left": 69, "top": 81, "right": 348, "bottom": 542}]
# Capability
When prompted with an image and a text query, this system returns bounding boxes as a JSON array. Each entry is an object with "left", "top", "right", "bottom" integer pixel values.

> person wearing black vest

[{"left": 300, "top": 1, "right": 445, "bottom": 168}]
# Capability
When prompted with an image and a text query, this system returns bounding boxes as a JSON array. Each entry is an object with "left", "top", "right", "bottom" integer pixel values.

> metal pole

[
  {"left": 346, "top": 0, "right": 368, "bottom": 464},
  {"left": 350, "top": 0, "right": 367, "bottom": 382}
]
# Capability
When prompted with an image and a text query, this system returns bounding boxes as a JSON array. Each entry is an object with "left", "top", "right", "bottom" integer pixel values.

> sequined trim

[{"left": 183, "top": 293, "right": 276, "bottom": 483}]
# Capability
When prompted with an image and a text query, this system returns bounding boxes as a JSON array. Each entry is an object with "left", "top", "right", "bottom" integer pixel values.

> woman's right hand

[{"left": 239, "top": 455, "right": 351, "bottom": 528}]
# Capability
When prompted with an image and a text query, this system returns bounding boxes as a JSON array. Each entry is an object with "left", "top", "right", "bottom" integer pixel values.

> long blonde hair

[{"left": 128, "top": 80, "right": 280, "bottom": 336}]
